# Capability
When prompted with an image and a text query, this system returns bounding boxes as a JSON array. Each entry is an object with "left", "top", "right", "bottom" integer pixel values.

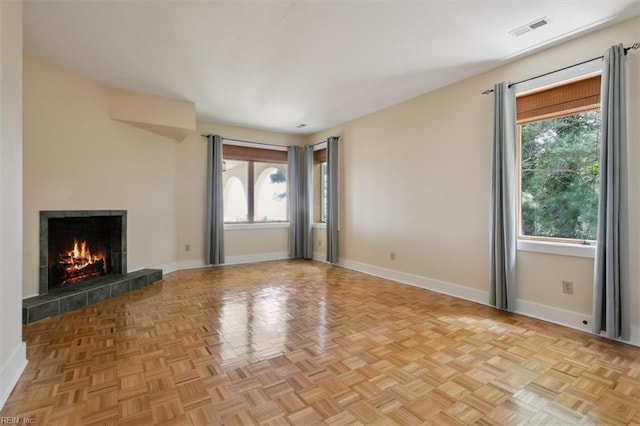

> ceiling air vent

[{"left": 509, "top": 17, "right": 551, "bottom": 37}]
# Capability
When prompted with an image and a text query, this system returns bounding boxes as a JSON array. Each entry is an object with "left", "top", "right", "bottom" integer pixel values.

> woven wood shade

[
  {"left": 516, "top": 75, "right": 601, "bottom": 124},
  {"left": 314, "top": 148, "right": 327, "bottom": 163},
  {"left": 223, "top": 144, "right": 287, "bottom": 163}
]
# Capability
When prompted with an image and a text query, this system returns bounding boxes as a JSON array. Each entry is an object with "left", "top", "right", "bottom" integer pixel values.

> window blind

[
  {"left": 223, "top": 145, "right": 287, "bottom": 163},
  {"left": 516, "top": 75, "right": 601, "bottom": 124}
]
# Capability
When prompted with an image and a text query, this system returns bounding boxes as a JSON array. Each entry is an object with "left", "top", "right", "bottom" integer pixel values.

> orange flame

[{"left": 65, "top": 239, "right": 101, "bottom": 271}]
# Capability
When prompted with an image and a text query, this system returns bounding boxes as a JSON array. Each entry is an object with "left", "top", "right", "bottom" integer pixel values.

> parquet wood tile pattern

[{"left": 3, "top": 260, "right": 640, "bottom": 425}]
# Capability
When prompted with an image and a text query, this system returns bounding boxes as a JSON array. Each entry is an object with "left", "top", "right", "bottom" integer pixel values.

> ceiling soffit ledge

[{"left": 108, "top": 88, "right": 196, "bottom": 142}]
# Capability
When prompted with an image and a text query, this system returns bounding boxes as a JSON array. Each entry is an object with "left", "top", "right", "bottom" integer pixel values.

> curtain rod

[
  {"left": 200, "top": 134, "right": 287, "bottom": 149},
  {"left": 481, "top": 42, "right": 639, "bottom": 95},
  {"left": 201, "top": 133, "right": 338, "bottom": 148}
]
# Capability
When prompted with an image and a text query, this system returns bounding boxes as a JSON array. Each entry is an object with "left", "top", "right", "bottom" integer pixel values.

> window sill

[
  {"left": 225, "top": 222, "right": 289, "bottom": 231},
  {"left": 517, "top": 239, "right": 595, "bottom": 259},
  {"left": 312, "top": 223, "right": 326, "bottom": 229}
]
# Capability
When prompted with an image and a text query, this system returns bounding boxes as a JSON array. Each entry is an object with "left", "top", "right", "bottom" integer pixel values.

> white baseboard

[
  {"left": 313, "top": 252, "right": 327, "bottom": 262},
  {"left": 177, "top": 259, "right": 208, "bottom": 271},
  {"left": 339, "top": 258, "right": 488, "bottom": 305},
  {"left": 515, "top": 299, "right": 592, "bottom": 333},
  {"left": 168, "top": 253, "right": 292, "bottom": 272},
  {"left": 225, "top": 251, "right": 289, "bottom": 265},
  {"left": 1, "top": 342, "right": 27, "bottom": 410},
  {"left": 155, "top": 261, "right": 179, "bottom": 275},
  {"left": 337, "top": 257, "right": 640, "bottom": 348}
]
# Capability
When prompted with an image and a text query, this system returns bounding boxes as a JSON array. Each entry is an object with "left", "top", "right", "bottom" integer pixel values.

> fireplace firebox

[{"left": 40, "top": 211, "right": 127, "bottom": 294}]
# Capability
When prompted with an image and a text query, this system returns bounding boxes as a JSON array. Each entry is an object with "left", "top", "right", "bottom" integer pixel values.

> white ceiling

[{"left": 23, "top": 1, "right": 640, "bottom": 135}]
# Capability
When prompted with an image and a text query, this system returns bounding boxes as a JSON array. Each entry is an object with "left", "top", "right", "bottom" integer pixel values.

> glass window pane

[
  {"left": 520, "top": 110, "right": 600, "bottom": 241},
  {"left": 254, "top": 162, "right": 287, "bottom": 222},
  {"left": 223, "top": 160, "right": 248, "bottom": 222},
  {"left": 321, "top": 162, "right": 328, "bottom": 223}
]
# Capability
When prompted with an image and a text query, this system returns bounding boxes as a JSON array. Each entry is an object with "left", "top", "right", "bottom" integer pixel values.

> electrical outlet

[
  {"left": 390, "top": 252, "right": 396, "bottom": 261},
  {"left": 562, "top": 280, "right": 573, "bottom": 294},
  {"left": 185, "top": 244, "right": 191, "bottom": 252}
]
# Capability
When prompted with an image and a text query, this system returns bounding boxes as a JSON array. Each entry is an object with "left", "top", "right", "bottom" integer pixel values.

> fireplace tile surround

[
  {"left": 22, "top": 210, "right": 163, "bottom": 324},
  {"left": 40, "top": 210, "right": 128, "bottom": 294}
]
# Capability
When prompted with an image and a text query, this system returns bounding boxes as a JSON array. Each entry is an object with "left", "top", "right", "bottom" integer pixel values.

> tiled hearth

[{"left": 23, "top": 269, "right": 162, "bottom": 324}]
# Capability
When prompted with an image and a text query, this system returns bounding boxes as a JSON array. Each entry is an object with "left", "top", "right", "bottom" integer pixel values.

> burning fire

[
  {"left": 62, "top": 239, "right": 103, "bottom": 273},
  {"left": 53, "top": 238, "right": 107, "bottom": 287}
]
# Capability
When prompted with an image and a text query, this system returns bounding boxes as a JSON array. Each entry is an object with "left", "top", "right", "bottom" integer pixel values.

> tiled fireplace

[
  {"left": 40, "top": 210, "right": 127, "bottom": 294},
  {"left": 23, "top": 210, "right": 163, "bottom": 323}
]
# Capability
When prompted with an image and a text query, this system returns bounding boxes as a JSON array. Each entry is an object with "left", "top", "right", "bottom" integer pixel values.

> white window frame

[
  {"left": 312, "top": 141, "right": 328, "bottom": 225},
  {"left": 514, "top": 60, "right": 601, "bottom": 259}
]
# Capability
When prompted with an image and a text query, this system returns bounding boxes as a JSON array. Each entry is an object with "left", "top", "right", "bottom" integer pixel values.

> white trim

[
  {"left": 515, "top": 299, "right": 592, "bottom": 333},
  {"left": 22, "top": 293, "right": 38, "bottom": 300},
  {"left": 312, "top": 223, "right": 326, "bottom": 229},
  {"left": 177, "top": 259, "right": 208, "bottom": 271},
  {"left": 335, "top": 257, "right": 640, "bottom": 348},
  {"left": 225, "top": 222, "right": 289, "bottom": 231},
  {"left": 1, "top": 342, "right": 27, "bottom": 410},
  {"left": 222, "top": 139, "right": 288, "bottom": 151},
  {"left": 178, "top": 252, "right": 291, "bottom": 269},
  {"left": 155, "top": 261, "right": 179, "bottom": 274},
  {"left": 338, "top": 259, "right": 488, "bottom": 306},
  {"left": 514, "top": 63, "right": 601, "bottom": 261},
  {"left": 517, "top": 239, "right": 596, "bottom": 258},
  {"left": 312, "top": 141, "right": 327, "bottom": 151},
  {"left": 313, "top": 251, "right": 327, "bottom": 262},
  {"left": 517, "top": 299, "right": 640, "bottom": 347},
  {"left": 225, "top": 251, "right": 289, "bottom": 265}
]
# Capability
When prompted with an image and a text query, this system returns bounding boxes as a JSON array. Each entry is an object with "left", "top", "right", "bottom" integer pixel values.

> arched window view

[
  {"left": 255, "top": 167, "right": 287, "bottom": 222},
  {"left": 222, "top": 157, "right": 287, "bottom": 223},
  {"left": 223, "top": 176, "right": 248, "bottom": 222}
]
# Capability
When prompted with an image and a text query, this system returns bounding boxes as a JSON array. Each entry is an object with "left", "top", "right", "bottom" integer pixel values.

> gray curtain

[
  {"left": 490, "top": 83, "right": 517, "bottom": 311},
  {"left": 592, "top": 44, "right": 630, "bottom": 340},
  {"left": 326, "top": 136, "right": 340, "bottom": 264},
  {"left": 288, "top": 146, "right": 313, "bottom": 258},
  {"left": 206, "top": 135, "right": 225, "bottom": 265},
  {"left": 304, "top": 146, "right": 314, "bottom": 258}
]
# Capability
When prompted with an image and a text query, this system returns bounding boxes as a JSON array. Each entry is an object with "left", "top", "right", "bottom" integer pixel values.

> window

[
  {"left": 517, "top": 75, "right": 601, "bottom": 243},
  {"left": 222, "top": 145, "right": 288, "bottom": 223},
  {"left": 313, "top": 148, "right": 328, "bottom": 223},
  {"left": 320, "top": 162, "right": 328, "bottom": 223}
]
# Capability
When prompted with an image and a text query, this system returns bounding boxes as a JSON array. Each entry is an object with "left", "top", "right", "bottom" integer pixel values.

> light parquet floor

[{"left": 3, "top": 260, "right": 640, "bottom": 425}]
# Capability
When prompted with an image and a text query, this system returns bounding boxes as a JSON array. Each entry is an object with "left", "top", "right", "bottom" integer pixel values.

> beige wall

[
  {"left": 176, "top": 121, "right": 305, "bottom": 265},
  {"left": 309, "top": 18, "right": 640, "bottom": 325},
  {"left": 1, "top": 0, "right": 27, "bottom": 409},
  {"left": 23, "top": 54, "right": 180, "bottom": 297}
]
